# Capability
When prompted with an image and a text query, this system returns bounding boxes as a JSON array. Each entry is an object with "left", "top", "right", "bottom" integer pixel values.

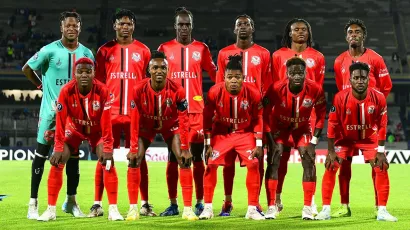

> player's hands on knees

[
  {"left": 204, "top": 145, "right": 213, "bottom": 165},
  {"left": 101, "top": 152, "right": 114, "bottom": 170},
  {"left": 179, "top": 149, "right": 192, "bottom": 168},
  {"left": 50, "top": 151, "right": 63, "bottom": 166},
  {"left": 375, "top": 152, "right": 389, "bottom": 171},
  {"left": 127, "top": 151, "right": 140, "bottom": 168},
  {"left": 251, "top": 146, "right": 263, "bottom": 159},
  {"left": 325, "top": 150, "right": 341, "bottom": 171}
]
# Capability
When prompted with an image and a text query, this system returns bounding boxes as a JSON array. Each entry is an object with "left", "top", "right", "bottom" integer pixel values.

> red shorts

[
  {"left": 209, "top": 133, "right": 258, "bottom": 167},
  {"left": 64, "top": 128, "right": 103, "bottom": 154},
  {"left": 112, "top": 115, "right": 130, "bottom": 148},
  {"left": 334, "top": 138, "right": 377, "bottom": 161},
  {"left": 139, "top": 124, "right": 180, "bottom": 142},
  {"left": 275, "top": 126, "right": 311, "bottom": 148},
  {"left": 189, "top": 113, "right": 204, "bottom": 143}
]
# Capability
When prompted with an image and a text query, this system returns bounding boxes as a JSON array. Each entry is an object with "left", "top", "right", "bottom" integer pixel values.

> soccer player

[
  {"left": 271, "top": 18, "right": 325, "bottom": 213},
  {"left": 332, "top": 19, "right": 393, "bottom": 218},
  {"left": 157, "top": 7, "right": 217, "bottom": 216},
  {"left": 126, "top": 51, "right": 198, "bottom": 221},
  {"left": 315, "top": 62, "right": 397, "bottom": 222},
  {"left": 263, "top": 57, "right": 326, "bottom": 220},
  {"left": 37, "top": 57, "right": 123, "bottom": 221},
  {"left": 199, "top": 55, "right": 264, "bottom": 220},
  {"left": 91, "top": 9, "right": 153, "bottom": 217},
  {"left": 22, "top": 11, "right": 94, "bottom": 219},
  {"left": 215, "top": 14, "right": 271, "bottom": 216}
]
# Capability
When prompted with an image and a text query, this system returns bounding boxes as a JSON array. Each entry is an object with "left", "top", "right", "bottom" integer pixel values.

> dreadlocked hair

[
  {"left": 226, "top": 54, "right": 243, "bottom": 72},
  {"left": 281, "top": 18, "right": 313, "bottom": 48},
  {"left": 235, "top": 14, "right": 255, "bottom": 28},
  {"left": 344, "top": 18, "right": 367, "bottom": 38},
  {"left": 112, "top": 9, "right": 136, "bottom": 24},
  {"left": 60, "top": 11, "right": 82, "bottom": 26}
]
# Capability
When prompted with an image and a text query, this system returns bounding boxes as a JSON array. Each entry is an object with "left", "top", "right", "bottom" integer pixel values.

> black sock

[
  {"left": 66, "top": 157, "right": 80, "bottom": 196},
  {"left": 30, "top": 143, "right": 50, "bottom": 198}
]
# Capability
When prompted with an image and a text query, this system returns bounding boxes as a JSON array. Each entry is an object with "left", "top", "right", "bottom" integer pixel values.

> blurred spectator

[
  {"left": 1, "top": 134, "right": 10, "bottom": 147},
  {"left": 8, "top": 15, "right": 16, "bottom": 28}
]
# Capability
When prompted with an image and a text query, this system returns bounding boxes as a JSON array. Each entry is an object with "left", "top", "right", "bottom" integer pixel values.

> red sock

[
  {"left": 94, "top": 162, "right": 104, "bottom": 202},
  {"left": 246, "top": 164, "right": 260, "bottom": 206},
  {"left": 104, "top": 165, "right": 118, "bottom": 205},
  {"left": 203, "top": 166, "right": 217, "bottom": 204},
  {"left": 127, "top": 167, "right": 140, "bottom": 204},
  {"left": 277, "top": 150, "right": 290, "bottom": 194},
  {"left": 48, "top": 164, "right": 64, "bottom": 206},
  {"left": 223, "top": 164, "right": 235, "bottom": 196},
  {"left": 338, "top": 159, "right": 352, "bottom": 204},
  {"left": 321, "top": 165, "right": 339, "bottom": 205},
  {"left": 166, "top": 161, "right": 179, "bottom": 199},
  {"left": 140, "top": 158, "right": 149, "bottom": 201},
  {"left": 258, "top": 158, "right": 264, "bottom": 194},
  {"left": 265, "top": 179, "right": 278, "bottom": 206},
  {"left": 372, "top": 168, "right": 379, "bottom": 206},
  {"left": 374, "top": 167, "right": 389, "bottom": 206},
  {"left": 193, "top": 161, "right": 205, "bottom": 200},
  {"left": 303, "top": 182, "right": 315, "bottom": 206},
  {"left": 180, "top": 168, "right": 193, "bottom": 207}
]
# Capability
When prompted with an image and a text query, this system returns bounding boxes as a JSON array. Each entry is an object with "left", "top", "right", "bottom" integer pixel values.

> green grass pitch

[{"left": 0, "top": 161, "right": 409, "bottom": 229}]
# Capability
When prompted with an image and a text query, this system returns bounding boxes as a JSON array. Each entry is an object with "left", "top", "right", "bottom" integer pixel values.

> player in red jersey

[
  {"left": 126, "top": 51, "right": 198, "bottom": 221},
  {"left": 332, "top": 19, "right": 393, "bottom": 218},
  {"left": 199, "top": 55, "right": 264, "bottom": 220},
  {"left": 263, "top": 57, "right": 326, "bottom": 220},
  {"left": 157, "top": 7, "right": 217, "bottom": 216},
  {"left": 91, "top": 9, "right": 154, "bottom": 217},
  {"left": 271, "top": 18, "right": 325, "bottom": 214},
  {"left": 37, "top": 58, "right": 123, "bottom": 221},
  {"left": 315, "top": 62, "right": 397, "bottom": 222},
  {"left": 215, "top": 14, "right": 271, "bottom": 216}
]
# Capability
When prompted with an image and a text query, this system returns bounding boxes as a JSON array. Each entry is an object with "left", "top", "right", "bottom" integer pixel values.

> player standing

[
  {"left": 37, "top": 58, "right": 122, "bottom": 221},
  {"left": 215, "top": 14, "right": 271, "bottom": 216},
  {"left": 199, "top": 55, "right": 264, "bottom": 220},
  {"left": 157, "top": 7, "right": 217, "bottom": 216},
  {"left": 91, "top": 9, "right": 153, "bottom": 217},
  {"left": 332, "top": 19, "right": 392, "bottom": 218},
  {"left": 263, "top": 57, "right": 326, "bottom": 220},
  {"left": 126, "top": 51, "right": 198, "bottom": 221},
  {"left": 22, "top": 11, "right": 94, "bottom": 219},
  {"left": 315, "top": 62, "right": 397, "bottom": 222},
  {"left": 270, "top": 18, "right": 325, "bottom": 213}
]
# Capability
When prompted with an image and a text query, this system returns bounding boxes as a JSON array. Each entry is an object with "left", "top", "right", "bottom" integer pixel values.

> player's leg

[
  {"left": 160, "top": 145, "right": 180, "bottom": 216},
  {"left": 219, "top": 151, "right": 237, "bottom": 216},
  {"left": 264, "top": 140, "right": 283, "bottom": 220},
  {"left": 200, "top": 134, "right": 232, "bottom": 220},
  {"left": 332, "top": 155, "right": 353, "bottom": 218},
  {"left": 276, "top": 145, "right": 291, "bottom": 212},
  {"left": 126, "top": 135, "right": 150, "bottom": 221}
]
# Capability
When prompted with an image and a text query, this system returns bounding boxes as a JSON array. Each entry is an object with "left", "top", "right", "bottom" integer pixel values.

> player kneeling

[
  {"left": 199, "top": 55, "right": 264, "bottom": 221},
  {"left": 37, "top": 58, "right": 123, "bottom": 221},
  {"left": 315, "top": 62, "right": 397, "bottom": 222},
  {"left": 125, "top": 51, "right": 197, "bottom": 221}
]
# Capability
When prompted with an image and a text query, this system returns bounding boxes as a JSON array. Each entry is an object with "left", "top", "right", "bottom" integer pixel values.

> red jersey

[
  {"left": 95, "top": 40, "right": 151, "bottom": 119},
  {"left": 54, "top": 79, "right": 113, "bottom": 153},
  {"left": 271, "top": 47, "right": 325, "bottom": 85},
  {"left": 158, "top": 39, "right": 217, "bottom": 113},
  {"left": 334, "top": 48, "right": 392, "bottom": 97},
  {"left": 203, "top": 82, "right": 263, "bottom": 139},
  {"left": 215, "top": 44, "right": 271, "bottom": 94},
  {"left": 129, "top": 78, "right": 189, "bottom": 152},
  {"left": 263, "top": 79, "right": 326, "bottom": 132},
  {"left": 327, "top": 88, "right": 387, "bottom": 142}
]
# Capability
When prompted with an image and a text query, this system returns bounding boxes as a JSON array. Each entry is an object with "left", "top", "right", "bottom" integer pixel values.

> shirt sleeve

[
  {"left": 95, "top": 48, "right": 107, "bottom": 84},
  {"left": 203, "top": 87, "right": 217, "bottom": 134},
  {"left": 100, "top": 89, "right": 114, "bottom": 153},
  {"left": 252, "top": 93, "right": 263, "bottom": 139},
  {"left": 377, "top": 95, "right": 388, "bottom": 141},
  {"left": 327, "top": 94, "right": 341, "bottom": 139},
  {"left": 202, "top": 45, "right": 217, "bottom": 82},
  {"left": 374, "top": 57, "right": 392, "bottom": 98},
  {"left": 261, "top": 51, "right": 272, "bottom": 96},
  {"left": 316, "top": 55, "right": 325, "bottom": 86},
  {"left": 313, "top": 87, "right": 327, "bottom": 129},
  {"left": 215, "top": 51, "right": 225, "bottom": 84},
  {"left": 26, "top": 46, "right": 49, "bottom": 71},
  {"left": 53, "top": 88, "right": 68, "bottom": 152},
  {"left": 334, "top": 57, "right": 343, "bottom": 92},
  {"left": 262, "top": 85, "right": 275, "bottom": 133},
  {"left": 271, "top": 52, "right": 281, "bottom": 84},
  {"left": 176, "top": 87, "right": 189, "bottom": 150},
  {"left": 130, "top": 86, "right": 140, "bottom": 153}
]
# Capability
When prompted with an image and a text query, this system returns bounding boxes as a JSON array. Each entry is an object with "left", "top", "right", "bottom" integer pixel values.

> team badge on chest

[
  {"left": 192, "top": 51, "right": 201, "bottom": 61},
  {"left": 132, "top": 52, "right": 141, "bottom": 62},
  {"left": 92, "top": 101, "right": 100, "bottom": 111}
]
